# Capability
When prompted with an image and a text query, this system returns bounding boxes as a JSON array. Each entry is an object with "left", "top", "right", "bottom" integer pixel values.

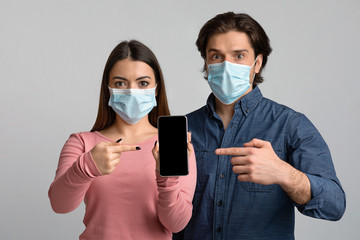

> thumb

[
  {"left": 152, "top": 141, "right": 159, "bottom": 155},
  {"left": 152, "top": 141, "right": 160, "bottom": 172},
  {"left": 243, "top": 138, "right": 267, "bottom": 148},
  {"left": 187, "top": 132, "right": 194, "bottom": 154}
]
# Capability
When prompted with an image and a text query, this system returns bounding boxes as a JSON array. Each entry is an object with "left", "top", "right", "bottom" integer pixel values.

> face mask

[
  {"left": 108, "top": 86, "right": 157, "bottom": 124},
  {"left": 207, "top": 57, "right": 258, "bottom": 105}
]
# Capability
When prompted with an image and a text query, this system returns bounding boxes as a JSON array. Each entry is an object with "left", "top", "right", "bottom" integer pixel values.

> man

[{"left": 173, "top": 12, "right": 345, "bottom": 240}]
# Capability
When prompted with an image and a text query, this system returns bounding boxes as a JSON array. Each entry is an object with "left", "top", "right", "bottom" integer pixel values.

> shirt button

[
  {"left": 246, "top": 109, "right": 250, "bottom": 113},
  {"left": 216, "top": 227, "right": 222, "bottom": 232},
  {"left": 220, "top": 173, "right": 225, "bottom": 179},
  {"left": 218, "top": 200, "right": 223, "bottom": 206}
]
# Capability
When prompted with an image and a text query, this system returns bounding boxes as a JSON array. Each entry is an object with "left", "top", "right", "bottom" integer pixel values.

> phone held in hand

[{"left": 158, "top": 115, "right": 189, "bottom": 177}]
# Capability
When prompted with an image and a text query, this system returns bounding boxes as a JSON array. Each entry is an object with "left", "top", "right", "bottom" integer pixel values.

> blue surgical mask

[
  {"left": 108, "top": 86, "right": 157, "bottom": 124},
  {"left": 207, "top": 57, "right": 258, "bottom": 105}
]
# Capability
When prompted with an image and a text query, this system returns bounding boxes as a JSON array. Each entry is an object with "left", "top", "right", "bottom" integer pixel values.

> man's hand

[
  {"left": 215, "top": 138, "right": 284, "bottom": 185},
  {"left": 215, "top": 138, "right": 311, "bottom": 204}
]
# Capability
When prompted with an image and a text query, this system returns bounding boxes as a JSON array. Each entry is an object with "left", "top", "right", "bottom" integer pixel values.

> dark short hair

[
  {"left": 196, "top": 12, "right": 272, "bottom": 87},
  {"left": 91, "top": 40, "right": 170, "bottom": 131}
]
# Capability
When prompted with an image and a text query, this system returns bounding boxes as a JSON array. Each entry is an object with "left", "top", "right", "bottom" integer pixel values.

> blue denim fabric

[{"left": 173, "top": 87, "right": 345, "bottom": 240}]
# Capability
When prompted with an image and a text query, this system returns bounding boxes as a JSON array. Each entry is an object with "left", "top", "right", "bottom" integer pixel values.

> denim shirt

[{"left": 173, "top": 87, "right": 345, "bottom": 240}]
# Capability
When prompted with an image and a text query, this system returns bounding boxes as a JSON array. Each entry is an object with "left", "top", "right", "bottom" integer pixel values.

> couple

[{"left": 48, "top": 12, "right": 345, "bottom": 240}]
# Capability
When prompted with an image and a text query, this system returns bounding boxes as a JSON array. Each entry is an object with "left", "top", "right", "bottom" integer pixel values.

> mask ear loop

[
  {"left": 250, "top": 56, "right": 259, "bottom": 85},
  {"left": 205, "top": 61, "right": 210, "bottom": 80}
]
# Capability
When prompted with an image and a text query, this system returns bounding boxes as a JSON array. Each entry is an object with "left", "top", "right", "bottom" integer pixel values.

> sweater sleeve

[
  {"left": 155, "top": 149, "right": 197, "bottom": 233},
  {"left": 48, "top": 133, "right": 102, "bottom": 213}
]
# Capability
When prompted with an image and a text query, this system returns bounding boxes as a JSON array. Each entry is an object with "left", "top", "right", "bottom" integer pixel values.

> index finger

[
  {"left": 110, "top": 144, "right": 141, "bottom": 153},
  {"left": 215, "top": 147, "right": 248, "bottom": 156}
]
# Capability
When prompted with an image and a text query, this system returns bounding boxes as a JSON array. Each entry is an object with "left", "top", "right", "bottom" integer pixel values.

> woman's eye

[
  {"left": 139, "top": 81, "right": 149, "bottom": 87},
  {"left": 115, "top": 81, "right": 125, "bottom": 88}
]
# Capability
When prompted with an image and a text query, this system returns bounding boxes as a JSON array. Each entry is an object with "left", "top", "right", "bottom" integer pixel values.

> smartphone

[{"left": 158, "top": 115, "right": 189, "bottom": 176}]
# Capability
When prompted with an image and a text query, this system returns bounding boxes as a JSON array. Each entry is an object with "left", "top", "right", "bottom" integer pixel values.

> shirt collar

[{"left": 206, "top": 86, "right": 263, "bottom": 117}]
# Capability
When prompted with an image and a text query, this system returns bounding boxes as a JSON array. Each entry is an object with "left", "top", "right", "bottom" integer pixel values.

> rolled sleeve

[{"left": 287, "top": 113, "right": 346, "bottom": 220}]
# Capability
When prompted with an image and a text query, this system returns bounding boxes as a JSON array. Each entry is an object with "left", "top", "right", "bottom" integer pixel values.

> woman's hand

[
  {"left": 152, "top": 132, "right": 193, "bottom": 172},
  {"left": 91, "top": 140, "right": 140, "bottom": 175}
]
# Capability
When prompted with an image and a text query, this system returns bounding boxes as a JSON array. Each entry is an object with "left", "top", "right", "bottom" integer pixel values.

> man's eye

[
  {"left": 237, "top": 54, "right": 244, "bottom": 59},
  {"left": 212, "top": 54, "right": 221, "bottom": 60}
]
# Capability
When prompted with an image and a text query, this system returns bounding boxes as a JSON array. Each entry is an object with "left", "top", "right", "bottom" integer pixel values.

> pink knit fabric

[{"left": 49, "top": 131, "right": 196, "bottom": 239}]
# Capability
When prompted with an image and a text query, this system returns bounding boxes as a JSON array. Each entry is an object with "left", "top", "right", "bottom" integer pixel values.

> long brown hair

[
  {"left": 196, "top": 12, "right": 272, "bottom": 87},
  {"left": 91, "top": 40, "right": 170, "bottom": 131}
]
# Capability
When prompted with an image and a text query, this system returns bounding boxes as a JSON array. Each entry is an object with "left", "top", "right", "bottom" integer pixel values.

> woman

[{"left": 48, "top": 40, "right": 196, "bottom": 240}]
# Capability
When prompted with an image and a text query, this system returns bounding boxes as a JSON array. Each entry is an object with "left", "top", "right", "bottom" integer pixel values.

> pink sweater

[{"left": 48, "top": 131, "right": 196, "bottom": 240}]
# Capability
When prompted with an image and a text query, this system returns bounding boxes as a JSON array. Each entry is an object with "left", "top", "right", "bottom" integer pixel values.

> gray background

[{"left": 1, "top": 0, "right": 359, "bottom": 239}]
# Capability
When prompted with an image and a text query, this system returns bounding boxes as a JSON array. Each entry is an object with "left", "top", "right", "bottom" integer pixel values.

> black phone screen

[{"left": 158, "top": 116, "right": 188, "bottom": 176}]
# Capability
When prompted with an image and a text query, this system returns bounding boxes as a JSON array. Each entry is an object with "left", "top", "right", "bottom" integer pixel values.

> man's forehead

[{"left": 206, "top": 31, "right": 253, "bottom": 52}]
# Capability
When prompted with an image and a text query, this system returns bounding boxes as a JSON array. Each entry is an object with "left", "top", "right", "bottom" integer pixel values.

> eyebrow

[
  {"left": 136, "top": 76, "right": 152, "bottom": 80},
  {"left": 112, "top": 76, "right": 128, "bottom": 81},
  {"left": 207, "top": 48, "right": 249, "bottom": 54},
  {"left": 112, "top": 76, "right": 152, "bottom": 81},
  {"left": 207, "top": 48, "right": 221, "bottom": 53},
  {"left": 233, "top": 49, "right": 249, "bottom": 54}
]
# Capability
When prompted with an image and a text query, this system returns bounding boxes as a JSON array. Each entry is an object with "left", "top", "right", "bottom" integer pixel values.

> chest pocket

[
  {"left": 241, "top": 182, "right": 275, "bottom": 192},
  {"left": 240, "top": 147, "right": 283, "bottom": 192},
  {"left": 194, "top": 150, "right": 218, "bottom": 186},
  {"left": 195, "top": 144, "right": 285, "bottom": 192}
]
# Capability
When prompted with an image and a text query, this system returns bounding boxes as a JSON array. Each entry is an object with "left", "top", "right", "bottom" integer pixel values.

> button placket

[{"left": 213, "top": 114, "right": 239, "bottom": 239}]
